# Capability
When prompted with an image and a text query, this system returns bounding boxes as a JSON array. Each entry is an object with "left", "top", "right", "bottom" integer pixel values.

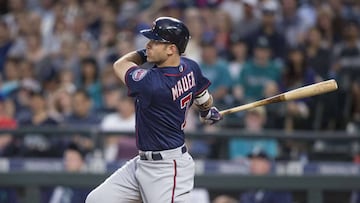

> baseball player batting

[{"left": 86, "top": 17, "right": 222, "bottom": 203}]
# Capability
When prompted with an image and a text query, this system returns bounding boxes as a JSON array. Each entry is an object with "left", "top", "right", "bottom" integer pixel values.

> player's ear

[{"left": 166, "top": 44, "right": 178, "bottom": 55}]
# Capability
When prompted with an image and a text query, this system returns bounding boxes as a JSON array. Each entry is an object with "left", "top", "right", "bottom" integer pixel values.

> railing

[
  {"left": 1, "top": 172, "right": 360, "bottom": 203},
  {"left": 0, "top": 127, "right": 359, "bottom": 203}
]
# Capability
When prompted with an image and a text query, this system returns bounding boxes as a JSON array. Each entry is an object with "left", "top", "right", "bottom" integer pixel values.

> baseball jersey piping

[
  {"left": 195, "top": 81, "right": 211, "bottom": 96},
  {"left": 125, "top": 66, "right": 138, "bottom": 96},
  {"left": 171, "top": 160, "right": 177, "bottom": 203},
  {"left": 163, "top": 66, "right": 187, "bottom": 77}
]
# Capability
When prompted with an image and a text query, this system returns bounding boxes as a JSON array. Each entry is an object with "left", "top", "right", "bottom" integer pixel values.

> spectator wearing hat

[
  {"left": 233, "top": 36, "right": 282, "bottom": 104},
  {"left": 239, "top": 149, "right": 293, "bottom": 203},
  {"left": 245, "top": 0, "right": 286, "bottom": 61}
]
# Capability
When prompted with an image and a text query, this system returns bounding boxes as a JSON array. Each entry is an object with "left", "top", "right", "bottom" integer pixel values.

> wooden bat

[{"left": 220, "top": 79, "right": 338, "bottom": 116}]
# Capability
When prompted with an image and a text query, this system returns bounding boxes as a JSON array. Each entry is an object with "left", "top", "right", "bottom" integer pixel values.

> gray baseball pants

[{"left": 86, "top": 145, "right": 195, "bottom": 203}]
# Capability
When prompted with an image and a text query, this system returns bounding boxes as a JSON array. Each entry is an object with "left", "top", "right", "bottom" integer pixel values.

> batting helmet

[{"left": 140, "top": 17, "right": 190, "bottom": 54}]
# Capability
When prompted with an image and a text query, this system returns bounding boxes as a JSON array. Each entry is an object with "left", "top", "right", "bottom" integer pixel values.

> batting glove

[{"left": 200, "top": 107, "right": 223, "bottom": 125}]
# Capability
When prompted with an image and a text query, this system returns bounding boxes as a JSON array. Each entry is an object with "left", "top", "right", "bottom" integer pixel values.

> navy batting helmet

[{"left": 140, "top": 17, "right": 190, "bottom": 54}]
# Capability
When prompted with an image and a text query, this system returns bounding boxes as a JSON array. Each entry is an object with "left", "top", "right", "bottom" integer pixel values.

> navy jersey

[{"left": 125, "top": 57, "right": 211, "bottom": 151}]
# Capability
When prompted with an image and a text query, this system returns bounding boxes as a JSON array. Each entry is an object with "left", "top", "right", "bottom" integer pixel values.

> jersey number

[{"left": 180, "top": 92, "right": 192, "bottom": 130}]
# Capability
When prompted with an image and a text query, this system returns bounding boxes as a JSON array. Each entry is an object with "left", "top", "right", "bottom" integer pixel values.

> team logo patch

[{"left": 131, "top": 69, "right": 148, "bottom": 81}]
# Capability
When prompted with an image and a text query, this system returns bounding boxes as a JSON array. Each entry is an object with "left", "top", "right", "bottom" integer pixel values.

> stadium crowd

[{"left": 0, "top": 0, "right": 359, "bottom": 163}]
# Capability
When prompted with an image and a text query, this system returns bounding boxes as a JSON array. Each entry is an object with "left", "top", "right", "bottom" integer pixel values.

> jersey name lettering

[{"left": 171, "top": 71, "right": 196, "bottom": 101}]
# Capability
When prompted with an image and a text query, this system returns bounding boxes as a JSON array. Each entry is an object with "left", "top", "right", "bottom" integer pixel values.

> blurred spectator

[
  {"left": 98, "top": 84, "right": 121, "bottom": 116},
  {"left": 239, "top": 150, "right": 293, "bottom": 203},
  {"left": 332, "top": 20, "right": 360, "bottom": 128},
  {"left": 99, "top": 64, "right": 122, "bottom": 93},
  {"left": 63, "top": 89, "right": 101, "bottom": 154},
  {"left": 0, "top": 94, "right": 18, "bottom": 157},
  {"left": 278, "top": 0, "right": 313, "bottom": 47},
  {"left": 96, "top": 22, "right": 118, "bottom": 67},
  {"left": 183, "top": 7, "right": 203, "bottom": 63},
  {"left": 219, "top": 0, "right": 243, "bottom": 26},
  {"left": 113, "top": 30, "right": 136, "bottom": 61},
  {"left": 0, "top": 20, "right": 13, "bottom": 72},
  {"left": 233, "top": 36, "right": 281, "bottom": 103},
  {"left": 57, "top": 69, "right": 76, "bottom": 94},
  {"left": 315, "top": 4, "right": 340, "bottom": 48},
  {"left": 228, "top": 36, "right": 248, "bottom": 82},
  {"left": 229, "top": 106, "right": 279, "bottom": 159},
  {"left": 1, "top": 57, "right": 21, "bottom": 95},
  {"left": 47, "top": 87, "right": 73, "bottom": 122},
  {"left": 100, "top": 91, "right": 136, "bottom": 162},
  {"left": 280, "top": 46, "right": 316, "bottom": 131},
  {"left": 199, "top": 38, "right": 232, "bottom": 108},
  {"left": 228, "top": 35, "right": 248, "bottom": 108},
  {"left": 18, "top": 91, "right": 60, "bottom": 157},
  {"left": 246, "top": 0, "right": 286, "bottom": 61},
  {"left": 213, "top": 10, "right": 233, "bottom": 58},
  {"left": 77, "top": 57, "right": 102, "bottom": 109},
  {"left": 302, "top": 26, "right": 336, "bottom": 130},
  {"left": 233, "top": 0, "right": 261, "bottom": 39},
  {"left": 305, "top": 27, "right": 332, "bottom": 80},
  {"left": 50, "top": 38, "right": 77, "bottom": 73},
  {"left": 42, "top": 142, "right": 91, "bottom": 203},
  {"left": 24, "top": 33, "right": 46, "bottom": 66},
  {"left": 64, "top": 89, "right": 100, "bottom": 126}
]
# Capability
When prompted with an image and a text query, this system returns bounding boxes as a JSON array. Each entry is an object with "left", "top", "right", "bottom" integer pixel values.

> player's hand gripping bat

[{"left": 219, "top": 79, "right": 338, "bottom": 116}]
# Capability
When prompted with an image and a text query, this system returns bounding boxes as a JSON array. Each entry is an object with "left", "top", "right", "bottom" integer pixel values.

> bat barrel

[{"left": 219, "top": 79, "right": 338, "bottom": 116}]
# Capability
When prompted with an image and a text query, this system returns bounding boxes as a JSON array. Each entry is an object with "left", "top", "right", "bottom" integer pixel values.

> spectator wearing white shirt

[{"left": 100, "top": 91, "right": 136, "bottom": 162}]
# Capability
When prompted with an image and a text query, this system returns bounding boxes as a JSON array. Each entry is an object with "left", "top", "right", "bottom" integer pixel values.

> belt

[{"left": 139, "top": 146, "right": 187, "bottom": 161}]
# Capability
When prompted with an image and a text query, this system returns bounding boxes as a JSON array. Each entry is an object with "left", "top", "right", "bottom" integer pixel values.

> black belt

[{"left": 139, "top": 146, "right": 187, "bottom": 161}]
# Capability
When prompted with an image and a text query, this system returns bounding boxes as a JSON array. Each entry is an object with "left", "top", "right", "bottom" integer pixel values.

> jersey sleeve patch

[{"left": 131, "top": 69, "right": 149, "bottom": 81}]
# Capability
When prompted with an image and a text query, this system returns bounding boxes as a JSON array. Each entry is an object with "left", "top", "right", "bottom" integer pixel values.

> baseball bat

[{"left": 220, "top": 79, "right": 338, "bottom": 116}]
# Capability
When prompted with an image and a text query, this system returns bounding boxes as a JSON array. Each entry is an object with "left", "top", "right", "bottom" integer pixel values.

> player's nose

[{"left": 146, "top": 40, "right": 153, "bottom": 49}]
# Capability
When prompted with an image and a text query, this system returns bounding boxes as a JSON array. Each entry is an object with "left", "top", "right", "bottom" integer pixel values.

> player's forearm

[
  {"left": 195, "top": 90, "right": 223, "bottom": 124},
  {"left": 113, "top": 51, "right": 143, "bottom": 84}
]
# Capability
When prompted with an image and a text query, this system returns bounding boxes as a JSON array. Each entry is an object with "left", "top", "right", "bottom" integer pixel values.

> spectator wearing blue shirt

[
  {"left": 64, "top": 89, "right": 101, "bottom": 154},
  {"left": 240, "top": 150, "right": 293, "bottom": 203}
]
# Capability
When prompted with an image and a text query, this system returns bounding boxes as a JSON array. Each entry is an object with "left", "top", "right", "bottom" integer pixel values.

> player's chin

[{"left": 147, "top": 57, "right": 156, "bottom": 63}]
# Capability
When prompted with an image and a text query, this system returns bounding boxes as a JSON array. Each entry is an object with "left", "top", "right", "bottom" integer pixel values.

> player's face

[{"left": 145, "top": 40, "right": 172, "bottom": 64}]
